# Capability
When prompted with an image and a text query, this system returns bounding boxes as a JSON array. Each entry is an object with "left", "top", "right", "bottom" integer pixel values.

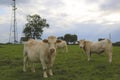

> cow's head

[
  {"left": 78, "top": 40, "right": 86, "bottom": 48},
  {"left": 43, "top": 36, "right": 61, "bottom": 55}
]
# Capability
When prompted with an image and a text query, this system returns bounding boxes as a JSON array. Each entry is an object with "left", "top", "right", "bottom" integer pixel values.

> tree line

[{"left": 58, "top": 34, "right": 78, "bottom": 44}]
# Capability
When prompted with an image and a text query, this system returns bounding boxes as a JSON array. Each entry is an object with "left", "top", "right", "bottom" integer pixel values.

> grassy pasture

[{"left": 0, "top": 44, "right": 120, "bottom": 80}]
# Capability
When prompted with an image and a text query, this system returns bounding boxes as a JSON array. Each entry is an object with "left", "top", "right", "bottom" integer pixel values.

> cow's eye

[{"left": 48, "top": 42, "right": 50, "bottom": 46}]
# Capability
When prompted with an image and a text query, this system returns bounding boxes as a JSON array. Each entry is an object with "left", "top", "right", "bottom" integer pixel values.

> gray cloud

[
  {"left": 86, "top": 0, "right": 120, "bottom": 11},
  {"left": 85, "top": 0, "right": 100, "bottom": 3},
  {"left": 111, "top": 29, "right": 120, "bottom": 42},
  {"left": 42, "top": 0, "right": 64, "bottom": 8},
  {"left": 101, "top": 0, "right": 120, "bottom": 11},
  {"left": 0, "top": 0, "right": 31, "bottom": 6},
  {"left": 42, "top": 22, "right": 120, "bottom": 42},
  {"left": 0, "top": 0, "right": 120, "bottom": 43}
]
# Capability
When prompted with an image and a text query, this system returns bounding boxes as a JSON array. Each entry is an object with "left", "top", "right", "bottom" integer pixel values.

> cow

[
  {"left": 23, "top": 36, "right": 61, "bottom": 78},
  {"left": 56, "top": 40, "right": 68, "bottom": 53},
  {"left": 78, "top": 39, "right": 112, "bottom": 63}
]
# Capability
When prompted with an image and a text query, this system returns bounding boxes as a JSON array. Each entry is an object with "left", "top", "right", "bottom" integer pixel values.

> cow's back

[
  {"left": 90, "top": 39, "right": 112, "bottom": 53},
  {"left": 24, "top": 39, "right": 48, "bottom": 62},
  {"left": 99, "top": 39, "right": 112, "bottom": 49}
]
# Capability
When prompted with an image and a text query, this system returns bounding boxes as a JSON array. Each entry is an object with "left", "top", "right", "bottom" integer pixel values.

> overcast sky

[{"left": 0, "top": 0, "right": 120, "bottom": 43}]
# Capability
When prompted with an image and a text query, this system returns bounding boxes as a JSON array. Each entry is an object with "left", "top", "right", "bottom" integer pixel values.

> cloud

[
  {"left": 42, "top": 22, "right": 120, "bottom": 42},
  {"left": 86, "top": 0, "right": 120, "bottom": 11},
  {"left": 41, "top": 0, "right": 64, "bottom": 8},
  {"left": 111, "top": 29, "right": 120, "bottom": 42},
  {"left": 0, "top": 0, "right": 31, "bottom": 6},
  {"left": 101, "top": 0, "right": 120, "bottom": 11},
  {"left": 0, "top": 0, "right": 120, "bottom": 43}
]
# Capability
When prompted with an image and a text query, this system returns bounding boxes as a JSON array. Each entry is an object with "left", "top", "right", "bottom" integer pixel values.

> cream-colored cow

[
  {"left": 23, "top": 36, "right": 61, "bottom": 78},
  {"left": 78, "top": 39, "right": 112, "bottom": 63},
  {"left": 56, "top": 40, "right": 68, "bottom": 53}
]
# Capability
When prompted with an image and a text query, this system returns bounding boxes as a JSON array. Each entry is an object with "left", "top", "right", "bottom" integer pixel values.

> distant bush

[
  {"left": 113, "top": 42, "right": 120, "bottom": 46},
  {"left": 5, "top": 42, "right": 13, "bottom": 44}
]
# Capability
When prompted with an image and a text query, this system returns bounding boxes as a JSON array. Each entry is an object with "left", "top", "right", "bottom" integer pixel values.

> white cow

[
  {"left": 56, "top": 40, "right": 68, "bottom": 53},
  {"left": 78, "top": 39, "right": 112, "bottom": 63},
  {"left": 23, "top": 36, "right": 61, "bottom": 78}
]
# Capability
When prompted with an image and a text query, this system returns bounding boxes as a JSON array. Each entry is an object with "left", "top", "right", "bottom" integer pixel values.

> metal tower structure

[{"left": 9, "top": 0, "right": 18, "bottom": 44}]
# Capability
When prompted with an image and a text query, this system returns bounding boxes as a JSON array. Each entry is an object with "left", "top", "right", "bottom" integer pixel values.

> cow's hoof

[
  {"left": 50, "top": 74, "right": 53, "bottom": 76},
  {"left": 32, "top": 71, "right": 35, "bottom": 73},
  {"left": 43, "top": 75, "right": 48, "bottom": 78},
  {"left": 23, "top": 69, "right": 26, "bottom": 72},
  {"left": 43, "top": 74, "right": 48, "bottom": 78}
]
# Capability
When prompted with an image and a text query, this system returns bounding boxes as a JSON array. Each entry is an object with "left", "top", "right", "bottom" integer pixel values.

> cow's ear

[
  {"left": 43, "top": 39, "right": 48, "bottom": 43},
  {"left": 56, "top": 40, "right": 61, "bottom": 43},
  {"left": 77, "top": 41, "right": 79, "bottom": 44}
]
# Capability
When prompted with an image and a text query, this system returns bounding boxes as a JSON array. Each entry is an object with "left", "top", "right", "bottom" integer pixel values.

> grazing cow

[
  {"left": 23, "top": 36, "right": 61, "bottom": 78},
  {"left": 56, "top": 40, "right": 68, "bottom": 53},
  {"left": 78, "top": 39, "right": 112, "bottom": 63}
]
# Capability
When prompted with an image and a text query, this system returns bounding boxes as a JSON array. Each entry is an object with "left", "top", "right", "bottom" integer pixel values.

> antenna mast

[{"left": 9, "top": 0, "right": 18, "bottom": 44}]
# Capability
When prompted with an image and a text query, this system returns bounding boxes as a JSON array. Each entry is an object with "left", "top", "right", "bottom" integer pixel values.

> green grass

[{"left": 0, "top": 44, "right": 120, "bottom": 80}]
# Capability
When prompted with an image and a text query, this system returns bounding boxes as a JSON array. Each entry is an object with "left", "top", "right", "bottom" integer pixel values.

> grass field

[{"left": 0, "top": 44, "right": 120, "bottom": 80}]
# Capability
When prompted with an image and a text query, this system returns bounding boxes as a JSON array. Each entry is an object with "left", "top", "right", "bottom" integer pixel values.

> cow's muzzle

[{"left": 50, "top": 48, "right": 55, "bottom": 53}]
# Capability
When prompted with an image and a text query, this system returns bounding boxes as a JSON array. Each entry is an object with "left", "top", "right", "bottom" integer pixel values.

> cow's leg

[
  {"left": 48, "top": 63, "right": 53, "bottom": 76},
  {"left": 31, "top": 63, "right": 35, "bottom": 72},
  {"left": 41, "top": 59, "right": 48, "bottom": 78},
  {"left": 48, "top": 57, "right": 55, "bottom": 76},
  {"left": 66, "top": 46, "right": 68, "bottom": 53},
  {"left": 108, "top": 52, "right": 112, "bottom": 63},
  {"left": 87, "top": 51, "right": 91, "bottom": 61},
  {"left": 106, "top": 48, "right": 112, "bottom": 63},
  {"left": 63, "top": 47, "right": 65, "bottom": 53},
  {"left": 23, "top": 55, "right": 28, "bottom": 72}
]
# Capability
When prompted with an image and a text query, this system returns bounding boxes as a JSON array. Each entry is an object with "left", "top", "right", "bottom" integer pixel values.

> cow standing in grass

[
  {"left": 56, "top": 40, "right": 68, "bottom": 53},
  {"left": 78, "top": 39, "right": 112, "bottom": 63},
  {"left": 23, "top": 36, "right": 61, "bottom": 78}
]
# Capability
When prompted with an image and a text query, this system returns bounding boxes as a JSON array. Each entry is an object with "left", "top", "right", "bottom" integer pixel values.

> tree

[
  {"left": 64, "top": 34, "right": 78, "bottom": 44},
  {"left": 64, "top": 34, "right": 71, "bottom": 44},
  {"left": 57, "top": 36, "right": 64, "bottom": 40},
  {"left": 23, "top": 14, "right": 49, "bottom": 40},
  {"left": 71, "top": 34, "right": 77, "bottom": 44}
]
